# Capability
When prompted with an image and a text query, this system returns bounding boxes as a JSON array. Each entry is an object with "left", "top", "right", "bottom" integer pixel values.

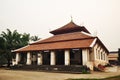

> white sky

[{"left": 0, "top": 0, "right": 120, "bottom": 51}]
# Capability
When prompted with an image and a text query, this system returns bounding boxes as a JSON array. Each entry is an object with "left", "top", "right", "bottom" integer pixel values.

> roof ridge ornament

[{"left": 70, "top": 15, "right": 73, "bottom": 22}]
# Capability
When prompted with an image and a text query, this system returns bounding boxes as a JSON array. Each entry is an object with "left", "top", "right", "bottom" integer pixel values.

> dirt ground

[{"left": 0, "top": 68, "right": 120, "bottom": 80}]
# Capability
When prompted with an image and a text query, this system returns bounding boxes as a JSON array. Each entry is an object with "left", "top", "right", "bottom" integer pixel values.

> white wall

[{"left": 93, "top": 43, "right": 108, "bottom": 66}]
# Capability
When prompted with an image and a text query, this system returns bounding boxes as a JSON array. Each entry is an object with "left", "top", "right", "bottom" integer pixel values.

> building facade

[
  {"left": 13, "top": 21, "right": 109, "bottom": 70},
  {"left": 108, "top": 51, "right": 118, "bottom": 65}
]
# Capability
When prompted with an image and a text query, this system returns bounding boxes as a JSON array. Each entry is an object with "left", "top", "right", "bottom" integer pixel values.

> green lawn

[{"left": 67, "top": 75, "right": 120, "bottom": 80}]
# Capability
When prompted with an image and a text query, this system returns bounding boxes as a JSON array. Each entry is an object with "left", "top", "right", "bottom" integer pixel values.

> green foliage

[
  {"left": 81, "top": 66, "right": 90, "bottom": 74},
  {"left": 0, "top": 29, "right": 40, "bottom": 67},
  {"left": 30, "top": 35, "right": 40, "bottom": 41},
  {"left": 0, "top": 37, "right": 5, "bottom": 54},
  {"left": 0, "top": 54, "right": 7, "bottom": 66},
  {"left": 0, "top": 37, "right": 7, "bottom": 66}
]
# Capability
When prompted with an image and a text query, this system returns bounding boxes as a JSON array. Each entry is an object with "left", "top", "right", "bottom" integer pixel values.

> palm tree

[
  {"left": 0, "top": 37, "right": 7, "bottom": 66},
  {"left": 1, "top": 29, "right": 31, "bottom": 67},
  {"left": 1, "top": 29, "right": 21, "bottom": 49},
  {"left": 0, "top": 37, "right": 6, "bottom": 50},
  {"left": 1, "top": 29, "right": 40, "bottom": 67},
  {"left": 1, "top": 29, "right": 21, "bottom": 67},
  {"left": 19, "top": 33, "right": 30, "bottom": 47},
  {"left": 30, "top": 35, "right": 40, "bottom": 41}
]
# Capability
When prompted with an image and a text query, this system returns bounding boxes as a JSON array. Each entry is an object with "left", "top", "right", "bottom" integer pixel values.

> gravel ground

[{"left": 0, "top": 67, "right": 120, "bottom": 80}]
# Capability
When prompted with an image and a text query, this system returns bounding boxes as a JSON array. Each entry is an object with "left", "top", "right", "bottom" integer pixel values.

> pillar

[
  {"left": 37, "top": 52, "right": 43, "bottom": 65},
  {"left": 82, "top": 49, "right": 89, "bottom": 65},
  {"left": 15, "top": 53, "right": 20, "bottom": 65},
  {"left": 50, "top": 51, "right": 56, "bottom": 65},
  {"left": 65, "top": 50, "right": 70, "bottom": 65},
  {"left": 26, "top": 52, "right": 31, "bottom": 65}
]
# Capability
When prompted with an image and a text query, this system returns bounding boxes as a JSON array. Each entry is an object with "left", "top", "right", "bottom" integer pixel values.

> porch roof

[
  {"left": 33, "top": 31, "right": 92, "bottom": 44},
  {"left": 13, "top": 30, "right": 96, "bottom": 52},
  {"left": 13, "top": 38, "right": 95, "bottom": 52}
]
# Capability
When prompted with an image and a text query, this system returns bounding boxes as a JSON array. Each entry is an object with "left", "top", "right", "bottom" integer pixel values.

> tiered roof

[
  {"left": 50, "top": 21, "right": 90, "bottom": 35},
  {"left": 13, "top": 21, "right": 108, "bottom": 53}
]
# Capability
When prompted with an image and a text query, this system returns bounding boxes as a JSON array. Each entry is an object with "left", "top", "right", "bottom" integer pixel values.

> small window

[{"left": 98, "top": 50, "right": 100, "bottom": 59}]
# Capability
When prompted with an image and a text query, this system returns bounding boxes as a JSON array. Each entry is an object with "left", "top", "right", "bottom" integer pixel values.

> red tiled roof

[
  {"left": 14, "top": 31, "right": 95, "bottom": 52},
  {"left": 50, "top": 21, "right": 90, "bottom": 35},
  {"left": 14, "top": 38, "right": 95, "bottom": 52},
  {"left": 13, "top": 21, "right": 109, "bottom": 53},
  {"left": 33, "top": 32, "right": 92, "bottom": 44}
]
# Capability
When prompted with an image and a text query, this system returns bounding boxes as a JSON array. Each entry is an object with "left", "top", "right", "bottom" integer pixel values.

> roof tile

[
  {"left": 50, "top": 21, "right": 90, "bottom": 35},
  {"left": 34, "top": 31, "right": 92, "bottom": 44},
  {"left": 15, "top": 38, "right": 95, "bottom": 52}
]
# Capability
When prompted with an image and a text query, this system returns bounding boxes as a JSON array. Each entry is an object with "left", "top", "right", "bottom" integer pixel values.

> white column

[
  {"left": 50, "top": 51, "right": 56, "bottom": 65},
  {"left": 37, "top": 52, "right": 43, "bottom": 65},
  {"left": 26, "top": 52, "right": 31, "bottom": 65},
  {"left": 15, "top": 53, "right": 20, "bottom": 65},
  {"left": 65, "top": 50, "right": 70, "bottom": 65},
  {"left": 82, "top": 49, "right": 89, "bottom": 65}
]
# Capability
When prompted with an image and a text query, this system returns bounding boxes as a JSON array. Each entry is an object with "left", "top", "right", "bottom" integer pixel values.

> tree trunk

[{"left": 7, "top": 58, "right": 11, "bottom": 67}]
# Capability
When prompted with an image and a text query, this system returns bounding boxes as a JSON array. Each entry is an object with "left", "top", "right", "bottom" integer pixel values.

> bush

[
  {"left": 81, "top": 65, "right": 90, "bottom": 74},
  {"left": 0, "top": 55, "right": 7, "bottom": 67},
  {"left": 104, "top": 63, "right": 113, "bottom": 67}
]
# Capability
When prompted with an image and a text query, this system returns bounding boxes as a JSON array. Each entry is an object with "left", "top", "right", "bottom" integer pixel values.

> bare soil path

[{"left": 0, "top": 68, "right": 120, "bottom": 80}]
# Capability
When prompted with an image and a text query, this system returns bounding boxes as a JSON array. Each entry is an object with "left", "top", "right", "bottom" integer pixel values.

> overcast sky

[{"left": 0, "top": 0, "right": 120, "bottom": 51}]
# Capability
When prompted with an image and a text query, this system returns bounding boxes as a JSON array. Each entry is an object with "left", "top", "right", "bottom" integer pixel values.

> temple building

[{"left": 13, "top": 21, "right": 109, "bottom": 70}]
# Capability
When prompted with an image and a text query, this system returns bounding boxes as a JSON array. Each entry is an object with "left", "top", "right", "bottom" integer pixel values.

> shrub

[
  {"left": 81, "top": 65, "right": 90, "bottom": 74},
  {"left": 104, "top": 63, "right": 113, "bottom": 67}
]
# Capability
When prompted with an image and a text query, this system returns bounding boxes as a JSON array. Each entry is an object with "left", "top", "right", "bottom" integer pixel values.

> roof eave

[
  {"left": 96, "top": 37, "right": 109, "bottom": 53},
  {"left": 12, "top": 45, "right": 30, "bottom": 53}
]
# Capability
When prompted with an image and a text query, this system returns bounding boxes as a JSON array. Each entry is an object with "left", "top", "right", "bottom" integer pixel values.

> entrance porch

[{"left": 15, "top": 49, "right": 90, "bottom": 66}]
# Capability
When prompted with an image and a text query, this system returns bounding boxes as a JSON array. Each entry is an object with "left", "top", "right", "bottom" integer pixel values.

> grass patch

[
  {"left": 67, "top": 75, "right": 120, "bottom": 80},
  {"left": 104, "top": 75, "right": 120, "bottom": 80}
]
